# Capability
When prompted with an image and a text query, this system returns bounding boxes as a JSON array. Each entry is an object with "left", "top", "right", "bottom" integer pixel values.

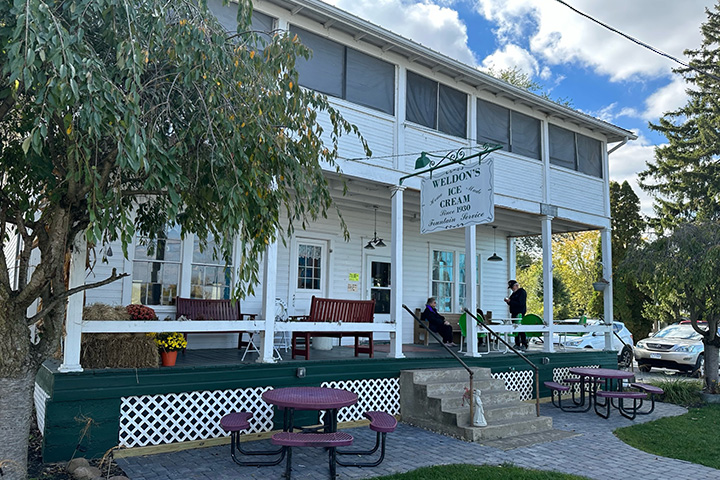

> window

[
  {"left": 476, "top": 99, "right": 541, "bottom": 159},
  {"left": 132, "top": 228, "right": 235, "bottom": 306},
  {"left": 432, "top": 249, "right": 480, "bottom": 313},
  {"left": 190, "top": 237, "right": 232, "bottom": 300},
  {"left": 407, "top": 72, "right": 467, "bottom": 138},
  {"left": 297, "top": 244, "right": 323, "bottom": 290},
  {"left": 208, "top": 0, "right": 275, "bottom": 47},
  {"left": 549, "top": 124, "right": 603, "bottom": 178},
  {"left": 132, "top": 225, "right": 182, "bottom": 306},
  {"left": 291, "top": 26, "right": 395, "bottom": 115}
]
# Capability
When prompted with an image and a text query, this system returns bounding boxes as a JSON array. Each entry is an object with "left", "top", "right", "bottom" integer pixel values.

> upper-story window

[
  {"left": 406, "top": 71, "right": 467, "bottom": 138},
  {"left": 290, "top": 26, "right": 395, "bottom": 115},
  {"left": 208, "top": 0, "right": 275, "bottom": 47},
  {"left": 476, "top": 99, "right": 541, "bottom": 160},
  {"left": 549, "top": 124, "right": 603, "bottom": 178}
]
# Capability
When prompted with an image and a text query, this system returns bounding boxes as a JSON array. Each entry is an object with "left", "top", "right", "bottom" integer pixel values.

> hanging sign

[{"left": 420, "top": 158, "right": 494, "bottom": 234}]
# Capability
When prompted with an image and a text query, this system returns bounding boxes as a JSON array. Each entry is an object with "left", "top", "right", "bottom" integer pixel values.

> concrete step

[
  {"left": 462, "top": 414, "right": 554, "bottom": 442},
  {"left": 406, "top": 367, "right": 493, "bottom": 384},
  {"left": 427, "top": 389, "right": 521, "bottom": 410},
  {"left": 447, "top": 401, "right": 537, "bottom": 424},
  {"left": 422, "top": 379, "right": 506, "bottom": 396}
]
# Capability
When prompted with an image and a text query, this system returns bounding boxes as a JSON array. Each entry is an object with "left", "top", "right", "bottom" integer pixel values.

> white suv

[{"left": 560, "top": 320, "right": 634, "bottom": 367}]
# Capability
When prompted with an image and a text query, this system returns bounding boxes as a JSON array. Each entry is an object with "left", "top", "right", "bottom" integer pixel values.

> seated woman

[{"left": 421, "top": 297, "right": 456, "bottom": 346}]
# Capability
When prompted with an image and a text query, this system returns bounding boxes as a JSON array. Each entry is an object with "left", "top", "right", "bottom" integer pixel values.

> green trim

[{"left": 39, "top": 351, "right": 617, "bottom": 462}]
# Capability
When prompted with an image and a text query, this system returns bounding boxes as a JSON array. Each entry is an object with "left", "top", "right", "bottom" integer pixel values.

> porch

[{"left": 35, "top": 345, "right": 619, "bottom": 463}]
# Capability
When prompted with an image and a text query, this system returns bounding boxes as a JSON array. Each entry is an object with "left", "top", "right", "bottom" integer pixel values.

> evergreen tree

[{"left": 639, "top": 4, "right": 720, "bottom": 229}]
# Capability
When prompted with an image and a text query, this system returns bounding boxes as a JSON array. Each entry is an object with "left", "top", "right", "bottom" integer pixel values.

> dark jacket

[
  {"left": 421, "top": 305, "right": 445, "bottom": 331},
  {"left": 508, "top": 288, "right": 527, "bottom": 317}
]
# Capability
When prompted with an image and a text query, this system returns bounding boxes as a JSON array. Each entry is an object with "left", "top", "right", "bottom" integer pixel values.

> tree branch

[{"left": 26, "top": 269, "right": 129, "bottom": 326}]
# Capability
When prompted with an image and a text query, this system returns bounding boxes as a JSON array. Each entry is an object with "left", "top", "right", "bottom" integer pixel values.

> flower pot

[{"left": 161, "top": 350, "right": 178, "bottom": 367}]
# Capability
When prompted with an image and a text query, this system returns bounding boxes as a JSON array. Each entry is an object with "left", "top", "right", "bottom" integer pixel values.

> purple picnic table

[{"left": 262, "top": 387, "right": 358, "bottom": 433}]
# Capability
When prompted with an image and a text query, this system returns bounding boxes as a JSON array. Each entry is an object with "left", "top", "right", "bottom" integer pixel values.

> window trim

[{"left": 429, "top": 245, "right": 481, "bottom": 314}]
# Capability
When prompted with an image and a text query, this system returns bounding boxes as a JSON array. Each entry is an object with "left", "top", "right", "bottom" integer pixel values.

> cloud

[
  {"left": 641, "top": 77, "right": 689, "bottom": 122},
  {"left": 608, "top": 132, "right": 660, "bottom": 217},
  {"left": 473, "top": 0, "right": 711, "bottom": 82},
  {"left": 480, "top": 44, "right": 540, "bottom": 78},
  {"left": 322, "top": 0, "right": 477, "bottom": 65}
]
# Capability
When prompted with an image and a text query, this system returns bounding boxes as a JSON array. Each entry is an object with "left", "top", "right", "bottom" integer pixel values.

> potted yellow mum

[{"left": 150, "top": 332, "right": 188, "bottom": 366}]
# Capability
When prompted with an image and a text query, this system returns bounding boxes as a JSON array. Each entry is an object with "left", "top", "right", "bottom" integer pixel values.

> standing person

[
  {"left": 421, "top": 297, "right": 456, "bottom": 346},
  {"left": 504, "top": 280, "right": 528, "bottom": 349}
]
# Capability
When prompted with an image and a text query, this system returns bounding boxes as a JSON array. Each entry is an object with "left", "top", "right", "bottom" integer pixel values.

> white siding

[
  {"left": 549, "top": 167, "right": 606, "bottom": 216},
  {"left": 493, "top": 153, "right": 544, "bottom": 204},
  {"left": 403, "top": 125, "right": 468, "bottom": 171},
  {"left": 3, "top": 226, "right": 18, "bottom": 289},
  {"left": 84, "top": 240, "right": 127, "bottom": 307}
]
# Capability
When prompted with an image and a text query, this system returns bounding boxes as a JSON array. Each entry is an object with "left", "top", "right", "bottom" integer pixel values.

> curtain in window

[
  {"left": 292, "top": 27, "right": 344, "bottom": 98},
  {"left": 406, "top": 71, "right": 437, "bottom": 129},
  {"left": 511, "top": 112, "right": 541, "bottom": 160},
  {"left": 549, "top": 124, "right": 576, "bottom": 170},
  {"left": 477, "top": 99, "right": 509, "bottom": 151},
  {"left": 346, "top": 49, "right": 394, "bottom": 115},
  {"left": 438, "top": 84, "right": 467, "bottom": 138},
  {"left": 577, "top": 134, "right": 602, "bottom": 178}
]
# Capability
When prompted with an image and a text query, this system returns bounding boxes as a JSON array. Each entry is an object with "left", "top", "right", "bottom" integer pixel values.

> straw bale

[{"left": 81, "top": 304, "right": 159, "bottom": 369}]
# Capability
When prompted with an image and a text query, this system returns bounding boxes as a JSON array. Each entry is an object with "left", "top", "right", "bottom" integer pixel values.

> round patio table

[
  {"left": 568, "top": 367, "right": 635, "bottom": 413},
  {"left": 262, "top": 387, "right": 358, "bottom": 433}
]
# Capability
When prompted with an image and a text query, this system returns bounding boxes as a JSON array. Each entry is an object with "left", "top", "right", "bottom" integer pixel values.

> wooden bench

[
  {"left": 176, "top": 297, "right": 257, "bottom": 349},
  {"left": 291, "top": 296, "right": 375, "bottom": 360},
  {"left": 413, "top": 308, "right": 462, "bottom": 346}
]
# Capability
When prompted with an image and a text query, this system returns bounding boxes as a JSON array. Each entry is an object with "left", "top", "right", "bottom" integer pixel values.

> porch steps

[{"left": 399, "top": 367, "right": 554, "bottom": 444}]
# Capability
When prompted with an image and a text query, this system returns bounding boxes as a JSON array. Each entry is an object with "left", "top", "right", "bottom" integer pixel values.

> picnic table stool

[
  {"left": 594, "top": 391, "right": 647, "bottom": 420},
  {"left": 544, "top": 381, "right": 570, "bottom": 409},
  {"left": 630, "top": 383, "right": 664, "bottom": 414},
  {"left": 220, "top": 412, "right": 284, "bottom": 467},
  {"left": 337, "top": 411, "right": 398, "bottom": 467},
  {"left": 271, "top": 431, "right": 354, "bottom": 480}
]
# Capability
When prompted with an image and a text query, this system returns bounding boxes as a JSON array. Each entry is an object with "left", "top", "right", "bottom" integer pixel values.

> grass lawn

[
  {"left": 370, "top": 464, "right": 588, "bottom": 479},
  {"left": 615, "top": 404, "right": 720, "bottom": 470}
]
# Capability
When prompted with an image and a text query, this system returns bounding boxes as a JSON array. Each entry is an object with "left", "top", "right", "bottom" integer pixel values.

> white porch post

[
  {"left": 59, "top": 234, "right": 86, "bottom": 372},
  {"left": 541, "top": 215, "right": 555, "bottom": 353},
  {"left": 601, "top": 227, "right": 614, "bottom": 350},
  {"left": 259, "top": 237, "right": 278, "bottom": 363},
  {"left": 389, "top": 185, "right": 405, "bottom": 358},
  {"left": 465, "top": 225, "right": 479, "bottom": 356}
]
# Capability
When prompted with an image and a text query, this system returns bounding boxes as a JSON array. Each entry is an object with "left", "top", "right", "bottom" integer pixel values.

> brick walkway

[{"left": 117, "top": 402, "right": 718, "bottom": 480}]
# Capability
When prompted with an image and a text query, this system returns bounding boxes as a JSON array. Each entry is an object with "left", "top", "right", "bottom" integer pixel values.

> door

[
  {"left": 290, "top": 239, "right": 328, "bottom": 315},
  {"left": 366, "top": 255, "right": 391, "bottom": 323}
]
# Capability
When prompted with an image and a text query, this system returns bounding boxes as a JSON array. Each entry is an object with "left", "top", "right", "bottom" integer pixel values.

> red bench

[
  {"left": 595, "top": 390, "right": 648, "bottom": 419},
  {"left": 272, "top": 431, "right": 354, "bottom": 480},
  {"left": 175, "top": 297, "right": 257, "bottom": 349},
  {"left": 337, "top": 411, "right": 397, "bottom": 468},
  {"left": 291, "top": 296, "right": 376, "bottom": 360}
]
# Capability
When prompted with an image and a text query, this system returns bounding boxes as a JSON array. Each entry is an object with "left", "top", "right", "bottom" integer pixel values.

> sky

[{"left": 320, "top": 0, "right": 716, "bottom": 217}]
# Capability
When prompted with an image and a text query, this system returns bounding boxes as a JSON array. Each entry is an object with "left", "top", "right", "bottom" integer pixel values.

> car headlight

[
  {"left": 674, "top": 345, "right": 692, "bottom": 353},
  {"left": 636, "top": 341, "right": 647, "bottom": 349}
]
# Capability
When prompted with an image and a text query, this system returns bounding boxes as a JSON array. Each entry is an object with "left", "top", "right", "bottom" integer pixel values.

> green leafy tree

[
  {"left": 626, "top": 223, "right": 720, "bottom": 393},
  {"left": 589, "top": 181, "right": 651, "bottom": 339},
  {"left": 639, "top": 5, "right": 720, "bottom": 229},
  {"left": 0, "top": 1, "right": 368, "bottom": 477}
]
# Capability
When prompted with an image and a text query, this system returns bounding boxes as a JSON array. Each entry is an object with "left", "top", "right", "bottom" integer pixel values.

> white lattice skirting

[
  {"left": 492, "top": 370, "right": 534, "bottom": 401},
  {"left": 34, "top": 382, "right": 50, "bottom": 436},
  {"left": 119, "top": 378, "right": 400, "bottom": 448}
]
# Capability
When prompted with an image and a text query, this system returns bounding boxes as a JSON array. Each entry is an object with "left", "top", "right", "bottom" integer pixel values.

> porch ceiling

[{"left": 327, "top": 173, "right": 604, "bottom": 237}]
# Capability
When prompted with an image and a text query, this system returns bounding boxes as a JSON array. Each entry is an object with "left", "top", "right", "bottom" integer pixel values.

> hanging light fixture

[
  {"left": 487, "top": 225, "right": 503, "bottom": 262},
  {"left": 365, "top": 206, "right": 386, "bottom": 249}
]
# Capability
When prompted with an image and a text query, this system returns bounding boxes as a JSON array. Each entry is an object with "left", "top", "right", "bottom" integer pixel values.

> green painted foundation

[{"left": 36, "top": 350, "right": 617, "bottom": 462}]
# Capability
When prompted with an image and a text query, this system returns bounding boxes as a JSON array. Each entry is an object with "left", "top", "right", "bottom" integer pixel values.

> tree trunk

[
  {"left": 705, "top": 344, "right": 719, "bottom": 394},
  {"left": 0, "top": 369, "right": 34, "bottom": 480}
]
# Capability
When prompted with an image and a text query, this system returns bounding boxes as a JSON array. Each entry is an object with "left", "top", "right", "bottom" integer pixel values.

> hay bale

[{"left": 81, "top": 304, "right": 159, "bottom": 369}]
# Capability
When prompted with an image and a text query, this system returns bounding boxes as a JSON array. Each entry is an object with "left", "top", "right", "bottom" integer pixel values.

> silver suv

[{"left": 634, "top": 324, "right": 705, "bottom": 376}]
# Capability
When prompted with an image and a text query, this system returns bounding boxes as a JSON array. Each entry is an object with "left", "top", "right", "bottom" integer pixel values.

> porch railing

[{"left": 464, "top": 308, "right": 540, "bottom": 417}]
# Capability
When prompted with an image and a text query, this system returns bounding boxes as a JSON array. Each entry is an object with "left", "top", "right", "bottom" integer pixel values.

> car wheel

[
  {"left": 638, "top": 364, "right": 651, "bottom": 373},
  {"left": 618, "top": 346, "right": 633, "bottom": 369},
  {"left": 692, "top": 354, "right": 705, "bottom": 378}
]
